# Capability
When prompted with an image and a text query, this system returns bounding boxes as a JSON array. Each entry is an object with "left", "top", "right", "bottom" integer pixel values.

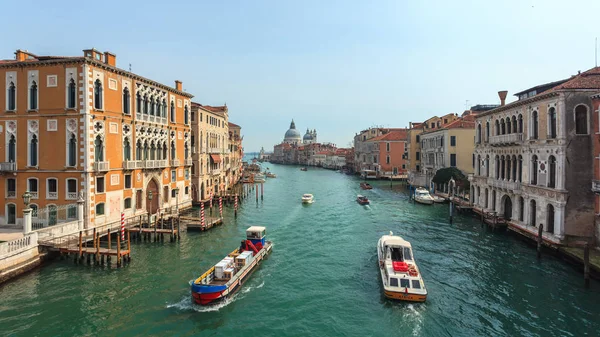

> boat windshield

[
  {"left": 390, "top": 247, "right": 403, "bottom": 261},
  {"left": 403, "top": 247, "right": 412, "bottom": 261},
  {"left": 303, "top": 194, "right": 312, "bottom": 198}
]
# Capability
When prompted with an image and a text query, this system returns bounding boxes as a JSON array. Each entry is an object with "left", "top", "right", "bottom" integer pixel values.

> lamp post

[
  {"left": 22, "top": 191, "right": 32, "bottom": 234},
  {"left": 173, "top": 187, "right": 179, "bottom": 216},
  {"left": 148, "top": 190, "right": 153, "bottom": 226}
]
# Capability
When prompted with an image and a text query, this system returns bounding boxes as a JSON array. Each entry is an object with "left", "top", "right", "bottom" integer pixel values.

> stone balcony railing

[
  {"left": 145, "top": 160, "right": 158, "bottom": 169},
  {"left": 208, "top": 147, "right": 221, "bottom": 154},
  {"left": 489, "top": 133, "right": 523, "bottom": 146},
  {"left": 67, "top": 192, "right": 78, "bottom": 200},
  {"left": 211, "top": 168, "right": 221, "bottom": 175},
  {"left": 123, "top": 160, "right": 138, "bottom": 170},
  {"left": 488, "top": 178, "right": 522, "bottom": 191},
  {"left": 30, "top": 192, "right": 39, "bottom": 199},
  {"left": 48, "top": 192, "right": 58, "bottom": 199},
  {"left": 93, "top": 161, "right": 110, "bottom": 172},
  {"left": 184, "top": 159, "right": 193, "bottom": 166},
  {"left": 170, "top": 159, "right": 180, "bottom": 167},
  {"left": 157, "top": 160, "right": 168, "bottom": 168},
  {"left": 593, "top": 180, "right": 600, "bottom": 193},
  {"left": 136, "top": 113, "right": 167, "bottom": 125},
  {"left": 0, "top": 162, "right": 16, "bottom": 172}
]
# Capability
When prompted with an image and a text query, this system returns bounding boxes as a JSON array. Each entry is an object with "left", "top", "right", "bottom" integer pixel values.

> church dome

[
  {"left": 284, "top": 119, "right": 302, "bottom": 143},
  {"left": 303, "top": 129, "right": 313, "bottom": 141}
]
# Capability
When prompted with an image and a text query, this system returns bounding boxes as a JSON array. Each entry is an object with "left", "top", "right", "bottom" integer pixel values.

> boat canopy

[
  {"left": 303, "top": 194, "right": 313, "bottom": 198},
  {"left": 381, "top": 235, "right": 412, "bottom": 248},
  {"left": 246, "top": 226, "right": 266, "bottom": 239}
]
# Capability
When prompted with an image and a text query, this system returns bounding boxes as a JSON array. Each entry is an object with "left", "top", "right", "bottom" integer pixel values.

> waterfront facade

[
  {"left": 366, "top": 130, "right": 408, "bottom": 177},
  {"left": 0, "top": 48, "right": 193, "bottom": 229},
  {"left": 471, "top": 69, "right": 600, "bottom": 244},
  {"left": 591, "top": 93, "right": 600, "bottom": 244}
]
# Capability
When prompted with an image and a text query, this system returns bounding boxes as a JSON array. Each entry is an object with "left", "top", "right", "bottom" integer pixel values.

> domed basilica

[{"left": 283, "top": 119, "right": 317, "bottom": 145}]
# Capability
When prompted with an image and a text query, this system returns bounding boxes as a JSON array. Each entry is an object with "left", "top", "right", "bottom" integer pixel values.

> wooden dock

[
  {"left": 472, "top": 207, "right": 507, "bottom": 229},
  {"left": 59, "top": 229, "right": 132, "bottom": 267},
  {"left": 180, "top": 216, "right": 223, "bottom": 231}
]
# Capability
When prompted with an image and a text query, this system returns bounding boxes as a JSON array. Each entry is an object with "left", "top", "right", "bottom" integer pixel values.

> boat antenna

[{"left": 389, "top": 231, "right": 393, "bottom": 236}]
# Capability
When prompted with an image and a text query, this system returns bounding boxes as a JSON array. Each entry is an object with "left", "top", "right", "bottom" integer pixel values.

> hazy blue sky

[{"left": 2, "top": 0, "right": 600, "bottom": 152}]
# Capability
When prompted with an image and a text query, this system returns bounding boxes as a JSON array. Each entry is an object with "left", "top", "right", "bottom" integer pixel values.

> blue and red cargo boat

[{"left": 191, "top": 226, "right": 272, "bottom": 305}]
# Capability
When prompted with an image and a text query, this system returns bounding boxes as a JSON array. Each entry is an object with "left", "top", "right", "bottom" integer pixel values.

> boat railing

[{"left": 195, "top": 266, "right": 215, "bottom": 285}]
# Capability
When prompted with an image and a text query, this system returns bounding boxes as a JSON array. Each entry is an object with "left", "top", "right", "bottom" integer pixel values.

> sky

[{"left": 2, "top": 0, "right": 600, "bottom": 152}]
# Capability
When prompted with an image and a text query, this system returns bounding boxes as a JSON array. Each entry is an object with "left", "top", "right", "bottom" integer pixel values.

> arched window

[
  {"left": 485, "top": 155, "right": 490, "bottom": 177},
  {"left": 143, "top": 94, "right": 149, "bottom": 114},
  {"left": 500, "top": 119, "right": 506, "bottom": 135},
  {"left": 477, "top": 155, "right": 481, "bottom": 175},
  {"left": 518, "top": 155, "right": 523, "bottom": 182},
  {"left": 7, "top": 81, "right": 16, "bottom": 110},
  {"left": 519, "top": 197, "right": 524, "bottom": 221},
  {"left": 549, "top": 107, "right": 557, "bottom": 138},
  {"left": 512, "top": 155, "right": 517, "bottom": 182},
  {"left": 547, "top": 204, "right": 555, "bottom": 233},
  {"left": 143, "top": 141, "right": 149, "bottom": 160},
  {"left": 6, "top": 204, "right": 16, "bottom": 225},
  {"left": 157, "top": 143, "right": 162, "bottom": 160},
  {"left": 162, "top": 99, "right": 167, "bottom": 118},
  {"left": 30, "top": 134, "right": 38, "bottom": 166},
  {"left": 477, "top": 124, "right": 482, "bottom": 143},
  {"left": 495, "top": 120, "right": 500, "bottom": 136},
  {"left": 506, "top": 117, "right": 511, "bottom": 134},
  {"left": 485, "top": 122, "right": 490, "bottom": 141},
  {"left": 575, "top": 105, "right": 588, "bottom": 134},
  {"left": 68, "top": 134, "right": 77, "bottom": 167},
  {"left": 518, "top": 114, "right": 523, "bottom": 133},
  {"left": 531, "top": 110, "right": 538, "bottom": 139},
  {"left": 8, "top": 135, "right": 16, "bottom": 162},
  {"left": 136, "top": 92, "right": 142, "bottom": 113},
  {"left": 163, "top": 141, "right": 168, "bottom": 160},
  {"left": 185, "top": 142, "right": 189, "bottom": 159},
  {"left": 184, "top": 105, "right": 189, "bottom": 125},
  {"left": 150, "top": 141, "right": 156, "bottom": 160},
  {"left": 500, "top": 155, "right": 505, "bottom": 179},
  {"left": 170, "top": 101, "right": 175, "bottom": 123},
  {"left": 68, "top": 79, "right": 76, "bottom": 109},
  {"left": 548, "top": 155, "right": 556, "bottom": 188},
  {"left": 94, "top": 135, "right": 103, "bottom": 161},
  {"left": 123, "top": 137, "right": 131, "bottom": 161},
  {"left": 150, "top": 97, "right": 155, "bottom": 116},
  {"left": 529, "top": 199, "right": 537, "bottom": 226},
  {"left": 123, "top": 87, "right": 131, "bottom": 114},
  {"left": 484, "top": 188, "right": 489, "bottom": 208},
  {"left": 156, "top": 99, "right": 161, "bottom": 117},
  {"left": 171, "top": 140, "right": 176, "bottom": 159},
  {"left": 96, "top": 203, "right": 105, "bottom": 216},
  {"left": 136, "top": 140, "right": 142, "bottom": 160},
  {"left": 506, "top": 156, "right": 511, "bottom": 180},
  {"left": 531, "top": 155, "right": 538, "bottom": 185},
  {"left": 495, "top": 155, "right": 500, "bottom": 179},
  {"left": 512, "top": 116, "right": 517, "bottom": 134},
  {"left": 94, "top": 79, "right": 103, "bottom": 110},
  {"left": 29, "top": 81, "right": 38, "bottom": 110}
]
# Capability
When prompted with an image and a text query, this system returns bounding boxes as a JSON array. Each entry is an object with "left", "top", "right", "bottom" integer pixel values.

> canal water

[{"left": 1, "top": 164, "right": 599, "bottom": 336}]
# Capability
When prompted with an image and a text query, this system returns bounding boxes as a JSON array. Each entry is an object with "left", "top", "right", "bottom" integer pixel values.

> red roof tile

[
  {"left": 192, "top": 102, "right": 227, "bottom": 113},
  {"left": 444, "top": 119, "right": 475, "bottom": 129},
  {"left": 368, "top": 130, "right": 408, "bottom": 142},
  {"left": 228, "top": 122, "right": 240, "bottom": 128}
]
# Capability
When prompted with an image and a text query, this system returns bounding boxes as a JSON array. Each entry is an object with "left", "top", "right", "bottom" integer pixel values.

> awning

[{"left": 210, "top": 154, "right": 221, "bottom": 163}]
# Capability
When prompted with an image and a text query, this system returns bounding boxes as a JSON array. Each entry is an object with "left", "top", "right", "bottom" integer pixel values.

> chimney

[
  {"left": 104, "top": 52, "right": 116, "bottom": 67},
  {"left": 15, "top": 49, "right": 27, "bottom": 61},
  {"left": 498, "top": 90, "right": 508, "bottom": 106},
  {"left": 175, "top": 80, "right": 182, "bottom": 91}
]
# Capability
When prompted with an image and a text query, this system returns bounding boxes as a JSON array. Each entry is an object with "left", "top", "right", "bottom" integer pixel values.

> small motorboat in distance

[
  {"left": 360, "top": 182, "right": 373, "bottom": 190},
  {"left": 377, "top": 232, "right": 427, "bottom": 302},
  {"left": 413, "top": 187, "right": 434, "bottom": 205},
  {"left": 254, "top": 173, "right": 266, "bottom": 183},
  {"left": 266, "top": 172, "right": 276, "bottom": 178},
  {"left": 191, "top": 226, "right": 272, "bottom": 305},
  {"left": 432, "top": 195, "right": 446, "bottom": 203},
  {"left": 301, "top": 194, "right": 314, "bottom": 204},
  {"left": 300, "top": 167, "right": 308, "bottom": 171},
  {"left": 357, "top": 195, "right": 370, "bottom": 205}
]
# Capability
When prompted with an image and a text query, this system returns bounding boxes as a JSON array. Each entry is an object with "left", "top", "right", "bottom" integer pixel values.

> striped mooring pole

[
  {"left": 219, "top": 197, "right": 223, "bottom": 218},
  {"left": 201, "top": 202, "right": 205, "bottom": 227},
  {"left": 234, "top": 194, "right": 238, "bottom": 218},
  {"left": 120, "top": 212, "right": 125, "bottom": 241}
]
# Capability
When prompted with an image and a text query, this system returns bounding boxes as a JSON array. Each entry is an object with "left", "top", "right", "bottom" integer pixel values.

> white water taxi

[
  {"left": 301, "top": 194, "right": 314, "bottom": 204},
  {"left": 413, "top": 187, "right": 434, "bottom": 205},
  {"left": 377, "top": 232, "right": 427, "bottom": 302},
  {"left": 254, "top": 173, "right": 266, "bottom": 183},
  {"left": 432, "top": 195, "right": 446, "bottom": 203}
]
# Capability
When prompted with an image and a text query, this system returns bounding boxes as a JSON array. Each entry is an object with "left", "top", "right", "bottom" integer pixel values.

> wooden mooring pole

[
  {"left": 107, "top": 229, "right": 112, "bottom": 264},
  {"left": 584, "top": 243, "right": 590, "bottom": 288},
  {"left": 261, "top": 182, "right": 264, "bottom": 201},
  {"left": 537, "top": 224, "right": 543, "bottom": 259},
  {"left": 449, "top": 201, "right": 453, "bottom": 224},
  {"left": 117, "top": 233, "right": 121, "bottom": 267}
]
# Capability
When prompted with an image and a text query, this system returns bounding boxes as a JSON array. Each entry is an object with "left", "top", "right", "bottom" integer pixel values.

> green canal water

[{"left": 1, "top": 164, "right": 600, "bottom": 336}]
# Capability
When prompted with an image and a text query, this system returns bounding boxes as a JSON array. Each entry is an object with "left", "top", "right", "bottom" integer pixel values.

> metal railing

[{"left": 32, "top": 203, "right": 79, "bottom": 230}]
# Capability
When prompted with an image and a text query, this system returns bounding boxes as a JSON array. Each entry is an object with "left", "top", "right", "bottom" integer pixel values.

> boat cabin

[
  {"left": 361, "top": 170, "right": 377, "bottom": 179},
  {"left": 246, "top": 226, "right": 266, "bottom": 247}
]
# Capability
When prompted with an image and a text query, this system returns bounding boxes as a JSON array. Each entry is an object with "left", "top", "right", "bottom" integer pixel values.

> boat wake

[
  {"left": 167, "top": 291, "right": 244, "bottom": 313},
  {"left": 403, "top": 303, "right": 424, "bottom": 336}
]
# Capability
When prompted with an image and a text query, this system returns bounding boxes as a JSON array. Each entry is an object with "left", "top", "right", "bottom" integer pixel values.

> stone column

[
  {"left": 77, "top": 196, "right": 85, "bottom": 231},
  {"left": 23, "top": 208, "right": 32, "bottom": 234},
  {"left": 555, "top": 202, "right": 566, "bottom": 239}
]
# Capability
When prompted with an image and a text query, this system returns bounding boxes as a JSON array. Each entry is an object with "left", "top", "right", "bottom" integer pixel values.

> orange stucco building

[
  {"left": 0, "top": 48, "right": 193, "bottom": 229},
  {"left": 367, "top": 130, "right": 408, "bottom": 176}
]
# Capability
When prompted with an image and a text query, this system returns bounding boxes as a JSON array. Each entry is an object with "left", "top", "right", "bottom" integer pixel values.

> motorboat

[
  {"left": 301, "top": 194, "right": 314, "bottom": 204},
  {"left": 300, "top": 167, "right": 308, "bottom": 171},
  {"left": 432, "top": 195, "right": 446, "bottom": 203},
  {"left": 361, "top": 170, "right": 378, "bottom": 179},
  {"left": 191, "top": 226, "right": 272, "bottom": 305},
  {"left": 357, "top": 195, "right": 370, "bottom": 205},
  {"left": 413, "top": 187, "right": 434, "bottom": 205},
  {"left": 266, "top": 172, "right": 276, "bottom": 178},
  {"left": 254, "top": 173, "right": 266, "bottom": 183},
  {"left": 360, "top": 182, "right": 373, "bottom": 190},
  {"left": 377, "top": 232, "right": 427, "bottom": 302}
]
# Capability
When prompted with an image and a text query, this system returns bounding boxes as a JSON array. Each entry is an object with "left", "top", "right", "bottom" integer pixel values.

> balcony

[
  {"left": 0, "top": 162, "right": 16, "bottom": 172},
  {"left": 170, "top": 159, "right": 180, "bottom": 167},
  {"left": 67, "top": 192, "right": 78, "bottom": 200},
  {"left": 489, "top": 133, "right": 523, "bottom": 146},
  {"left": 30, "top": 192, "right": 38, "bottom": 199},
  {"left": 184, "top": 158, "right": 193, "bottom": 166},
  {"left": 144, "top": 160, "right": 158, "bottom": 169},
  {"left": 93, "top": 161, "right": 110, "bottom": 172},
  {"left": 123, "top": 160, "right": 138, "bottom": 170},
  {"left": 48, "top": 192, "right": 58, "bottom": 199},
  {"left": 157, "top": 160, "right": 168, "bottom": 168},
  {"left": 211, "top": 168, "right": 221, "bottom": 176},
  {"left": 488, "top": 178, "right": 521, "bottom": 191},
  {"left": 7, "top": 191, "right": 16, "bottom": 198},
  {"left": 593, "top": 180, "right": 600, "bottom": 193},
  {"left": 208, "top": 147, "right": 221, "bottom": 154}
]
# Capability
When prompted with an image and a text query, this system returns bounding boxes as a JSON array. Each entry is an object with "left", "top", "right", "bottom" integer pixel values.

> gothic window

[
  {"left": 136, "top": 92, "right": 142, "bottom": 113},
  {"left": 29, "top": 81, "right": 38, "bottom": 110},
  {"left": 143, "top": 141, "right": 149, "bottom": 160},
  {"left": 529, "top": 199, "right": 537, "bottom": 226},
  {"left": 123, "top": 87, "right": 131, "bottom": 114},
  {"left": 485, "top": 122, "right": 490, "bottom": 141},
  {"left": 68, "top": 134, "right": 77, "bottom": 167},
  {"left": 162, "top": 99, "right": 167, "bottom": 118},
  {"left": 518, "top": 155, "right": 523, "bottom": 182},
  {"left": 512, "top": 116, "right": 517, "bottom": 134},
  {"left": 184, "top": 105, "right": 189, "bottom": 125},
  {"left": 519, "top": 197, "right": 524, "bottom": 221},
  {"left": 94, "top": 79, "right": 103, "bottom": 110},
  {"left": 136, "top": 139, "right": 142, "bottom": 160},
  {"left": 171, "top": 141, "right": 176, "bottom": 159},
  {"left": 531, "top": 110, "right": 538, "bottom": 139},
  {"left": 549, "top": 107, "right": 557, "bottom": 138},
  {"left": 143, "top": 94, "right": 149, "bottom": 114},
  {"left": 150, "top": 142, "right": 156, "bottom": 160},
  {"left": 506, "top": 117, "right": 511, "bottom": 134},
  {"left": 495, "top": 120, "right": 500, "bottom": 136},
  {"left": 170, "top": 101, "right": 175, "bottom": 123},
  {"left": 94, "top": 135, "right": 104, "bottom": 161},
  {"left": 531, "top": 155, "right": 538, "bottom": 185},
  {"left": 518, "top": 114, "right": 523, "bottom": 133},
  {"left": 68, "top": 79, "right": 76, "bottom": 109},
  {"left": 29, "top": 135, "right": 38, "bottom": 166},
  {"left": 477, "top": 124, "right": 481, "bottom": 143},
  {"left": 575, "top": 105, "right": 588, "bottom": 134},
  {"left": 163, "top": 141, "right": 168, "bottom": 159},
  {"left": 150, "top": 97, "right": 155, "bottom": 116},
  {"left": 8, "top": 135, "right": 16, "bottom": 162},
  {"left": 7, "top": 81, "right": 16, "bottom": 110},
  {"left": 548, "top": 155, "right": 556, "bottom": 188},
  {"left": 500, "top": 119, "right": 505, "bottom": 135},
  {"left": 123, "top": 137, "right": 131, "bottom": 161}
]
